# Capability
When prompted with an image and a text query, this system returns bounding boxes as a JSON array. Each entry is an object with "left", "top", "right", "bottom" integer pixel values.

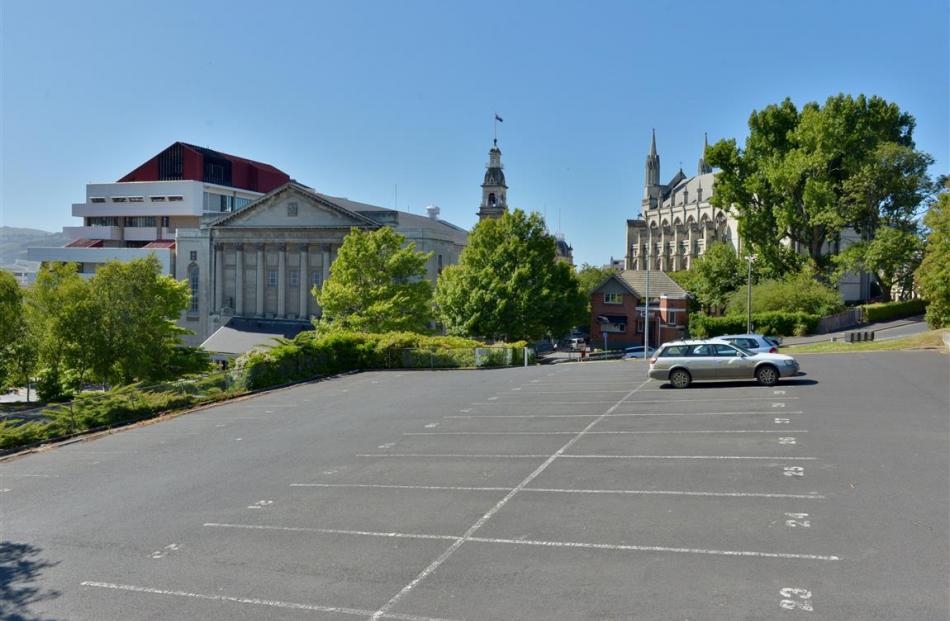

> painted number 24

[{"left": 779, "top": 587, "right": 813, "bottom": 611}]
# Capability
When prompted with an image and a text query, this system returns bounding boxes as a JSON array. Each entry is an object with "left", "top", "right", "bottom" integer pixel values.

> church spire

[
  {"left": 697, "top": 132, "right": 713, "bottom": 175},
  {"left": 649, "top": 128, "right": 657, "bottom": 157},
  {"left": 644, "top": 128, "right": 660, "bottom": 190}
]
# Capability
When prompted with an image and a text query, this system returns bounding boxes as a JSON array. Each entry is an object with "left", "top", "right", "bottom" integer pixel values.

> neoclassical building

[
  {"left": 625, "top": 132, "right": 740, "bottom": 271},
  {"left": 176, "top": 182, "right": 468, "bottom": 345}
]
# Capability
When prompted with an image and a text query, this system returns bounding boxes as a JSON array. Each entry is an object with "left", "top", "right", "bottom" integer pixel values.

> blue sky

[{"left": 2, "top": 0, "right": 947, "bottom": 267}]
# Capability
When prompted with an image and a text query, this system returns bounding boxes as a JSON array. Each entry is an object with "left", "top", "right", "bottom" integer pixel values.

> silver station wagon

[{"left": 648, "top": 339, "right": 801, "bottom": 388}]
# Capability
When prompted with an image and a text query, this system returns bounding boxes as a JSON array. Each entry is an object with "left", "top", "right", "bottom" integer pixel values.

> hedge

[
  {"left": 238, "top": 330, "right": 533, "bottom": 391},
  {"left": 0, "top": 372, "right": 244, "bottom": 451},
  {"left": 861, "top": 299, "right": 927, "bottom": 323},
  {"left": 689, "top": 311, "right": 820, "bottom": 338}
]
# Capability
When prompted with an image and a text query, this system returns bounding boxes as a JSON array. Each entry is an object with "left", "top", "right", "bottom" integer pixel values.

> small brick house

[{"left": 589, "top": 270, "right": 689, "bottom": 350}]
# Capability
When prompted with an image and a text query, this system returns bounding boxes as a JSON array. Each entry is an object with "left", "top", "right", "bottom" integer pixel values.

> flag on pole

[{"left": 495, "top": 114, "right": 504, "bottom": 123}]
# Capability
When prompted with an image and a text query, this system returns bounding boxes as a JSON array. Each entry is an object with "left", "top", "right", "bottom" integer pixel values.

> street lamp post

[{"left": 745, "top": 254, "right": 756, "bottom": 333}]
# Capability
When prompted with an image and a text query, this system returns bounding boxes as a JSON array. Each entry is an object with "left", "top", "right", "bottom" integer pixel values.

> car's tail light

[
  {"left": 769, "top": 347, "right": 777, "bottom": 353},
  {"left": 649, "top": 357, "right": 657, "bottom": 364}
]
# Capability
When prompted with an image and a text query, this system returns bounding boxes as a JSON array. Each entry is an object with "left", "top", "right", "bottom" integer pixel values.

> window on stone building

[
  {"left": 190, "top": 250, "right": 197, "bottom": 261},
  {"left": 188, "top": 264, "right": 199, "bottom": 313},
  {"left": 289, "top": 270, "right": 299, "bottom": 287},
  {"left": 312, "top": 272, "right": 322, "bottom": 290},
  {"left": 604, "top": 292, "right": 623, "bottom": 305},
  {"left": 287, "top": 202, "right": 298, "bottom": 217},
  {"left": 267, "top": 270, "right": 278, "bottom": 288}
]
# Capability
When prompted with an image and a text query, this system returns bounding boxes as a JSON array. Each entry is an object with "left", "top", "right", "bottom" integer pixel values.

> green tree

[
  {"left": 916, "top": 182, "right": 950, "bottom": 328},
  {"left": 0, "top": 271, "right": 28, "bottom": 391},
  {"left": 86, "top": 256, "right": 191, "bottom": 385},
  {"left": 24, "top": 263, "right": 97, "bottom": 397},
  {"left": 707, "top": 94, "right": 934, "bottom": 275},
  {"left": 314, "top": 227, "right": 433, "bottom": 333},
  {"left": 689, "top": 242, "right": 745, "bottom": 314},
  {"left": 435, "top": 210, "right": 587, "bottom": 341},
  {"left": 832, "top": 226, "right": 923, "bottom": 301}
]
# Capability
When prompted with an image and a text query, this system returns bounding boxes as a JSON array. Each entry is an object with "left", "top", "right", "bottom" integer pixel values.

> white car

[{"left": 718, "top": 333, "right": 781, "bottom": 354}]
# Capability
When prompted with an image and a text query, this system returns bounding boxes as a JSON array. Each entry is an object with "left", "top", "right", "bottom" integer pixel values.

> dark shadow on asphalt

[
  {"left": 657, "top": 378, "right": 819, "bottom": 390},
  {"left": 0, "top": 541, "right": 61, "bottom": 621}
]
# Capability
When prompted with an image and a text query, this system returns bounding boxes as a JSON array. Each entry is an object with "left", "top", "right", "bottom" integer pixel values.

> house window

[
  {"left": 287, "top": 202, "right": 298, "bottom": 217},
  {"left": 90, "top": 197, "right": 106, "bottom": 203},
  {"left": 188, "top": 264, "right": 199, "bottom": 313},
  {"left": 150, "top": 196, "right": 166, "bottom": 202},
  {"left": 267, "top": 270, "right": 278, "bottom": 288},
  {"left": 604, "top": 292, "right": 623, "bottom": 305},
  {"left": 312, "top": 272, "right": 322, "bottom": 290},
  {"left": 602, "top": 322, "right": 625, "bottom": 333},
  {"left": 289, "top": 269, "right": 299, "bottom": 287},
  {"left": 161, "top": 216, "right": 170, "bottom": 227},
  {"left": 129, "top": 196, "right": 144, "bottom": 202},
  {"left": 168, "top": 195, "right": 183, "bottom": 201},
  {"left": 667, "top": 311, "right": 678, "bottom": 326},
  {"left": 112, "top": 196, "right": 128, "bottom": 203},
  {"left": 189, "top": 250, "right": 197, "bottom": 261}
]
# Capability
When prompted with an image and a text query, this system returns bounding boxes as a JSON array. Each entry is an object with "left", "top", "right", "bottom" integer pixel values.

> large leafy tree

[
  {"left": 832, "top": 226, "right": 923, "bottom": 301},
  {"left": 689, "top": 242, "right": 745, "bottom": 315},
  {"left": 85, "top": 256, "right": 191, "bottom": 385},
  {"left": 917, "top": 182, "right": 950, "bottom": 328},
  {"left": 0, "top": 271, "right": 28, "bottom": 391},
  {"left": 315, "top": 227, "right": 433, "bottom": 333},
  {"left": 707, "top": 94, "right": 934, "bottom": 276},
  {"left": 435, "top": 210, "right": 587, "bottom": 341}
]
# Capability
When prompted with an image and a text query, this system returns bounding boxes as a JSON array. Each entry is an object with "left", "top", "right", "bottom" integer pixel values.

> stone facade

[
  {"left": 177, "top": 182, "right": 468, "bottom": 346},
  {"left": 626, "top": 132, "right": 740, "bottom": 271}
]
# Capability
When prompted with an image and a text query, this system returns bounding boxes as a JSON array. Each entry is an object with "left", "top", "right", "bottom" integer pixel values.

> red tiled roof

[
  {"left": 66, "top": 239, "right": 104, "bottom": 248},
  {"left": 143, "top": 240, "right": 176, "bottom": 249}
]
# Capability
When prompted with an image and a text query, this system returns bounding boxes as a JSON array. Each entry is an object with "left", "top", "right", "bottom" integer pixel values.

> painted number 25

[{"left": 779, "top": 587, "right": 813, "bottom": 611}]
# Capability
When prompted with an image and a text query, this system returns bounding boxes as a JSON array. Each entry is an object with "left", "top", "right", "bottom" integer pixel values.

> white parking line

[
  {"left": 200, "top": 523, "right": 838, "bottom": 561},
  {"left": 368, "top": 378, "right": 654, "bottom": 621},
  {"left": 446, "top": 411, "right": 805, "bottom": 418},
  {"left": 472, "top": 397, "right": 799, "bottom": 406},
  {"left": 79, "top": 581, "right": 457, "bottom": 621},
  {"left": 403, "top": 430, "right": 808, "bottom": 436},
  {"left": 0, "top": 473, "right": 59, "bottom": 478},
  {"left": 288, "top": 482, "right": 824, "bottom": 499},
  {"left": 357, "top": 453, "right": 819, "bottom": 461}
]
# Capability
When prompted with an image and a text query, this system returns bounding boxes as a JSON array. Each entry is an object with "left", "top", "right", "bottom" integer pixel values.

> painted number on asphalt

[
  {"left": 774, "top": 418, "right": 791, "bottom": 424},
  {"left": 784, "top": 512, "right": 811, "bottom": 528},
  {"left": 247, "top": 500, "right": 274, "bottom": 509},
  {"left": 783, "top": 466, "right": 804, "bottom": 477},
  {"left": 779, "top": 587, "right": 813, "bottom": 611},
  {"left": 779, "top": 437, "right": 797, "bottom": 445},
  {"left": 150, "top": 543, "right": 181, "bottom": 559}
]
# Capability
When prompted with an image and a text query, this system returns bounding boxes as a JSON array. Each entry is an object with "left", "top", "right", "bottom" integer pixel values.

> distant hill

[{"left": 0, "top": 226, "right": 67, "bottom": 263}]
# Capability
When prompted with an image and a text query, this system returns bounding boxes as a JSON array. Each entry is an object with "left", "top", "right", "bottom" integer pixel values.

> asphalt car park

[{"left": 0, "top": 352, "right": 947, "bottom": 620}]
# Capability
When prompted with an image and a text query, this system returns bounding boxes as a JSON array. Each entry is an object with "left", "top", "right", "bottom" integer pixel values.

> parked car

[
  {"left": 718, "top": 333, "right": 781, "bottom": 354},
  {"left": 622, "top": 345, "right": 655, "bottom": 359},
  {"left": 648, "top": 339, "right": 801, "bottom": 388},
  {"left": 570, "top": 337, "right": 587, "bottom": 351}
]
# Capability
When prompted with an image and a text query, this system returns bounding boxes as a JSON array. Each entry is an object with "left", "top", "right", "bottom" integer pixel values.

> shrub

[
  {"left": 727, "top": 268, "right": 844, "bottom": 317},
  {"left": 861, "top": 299, "right": 928, "bottom": 323},
  {"left": 237, "top": 330, "right": 532, "bottom": 390},
  {"left": 690, "top": 311, "right": 820, "bottom": 338}
]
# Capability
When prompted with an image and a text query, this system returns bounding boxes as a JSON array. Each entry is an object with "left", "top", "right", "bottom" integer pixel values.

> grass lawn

[{"left": 786, "top": 329, "right": 949, "bottom": 354}]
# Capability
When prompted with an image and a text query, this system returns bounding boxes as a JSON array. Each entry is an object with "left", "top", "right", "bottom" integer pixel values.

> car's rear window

[{"left": 659, "top": 345, "right": 689, "bottom": 357}]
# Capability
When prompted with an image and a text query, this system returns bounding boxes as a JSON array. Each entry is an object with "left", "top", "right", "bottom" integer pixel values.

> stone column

[
  {"left": 214, "top": 243, "right": 224, "bottom": 312},
  {"left": 255, "top": 243, "right": 265, "bottom": 316},
  {"left": 687, "top": 224, "right": 696, "bottom": 269},
  {"left": 277, "top": 244, "right": 287, "bottom": 318},
  {"left": 674, "top": 226, "right": 684, "bottom": 271},
  {"left": 321, "top": 244, "right": 331, "bottom": 285},
  {"left": 235, "top": 245, "right": 244, "bottom": 315},
  {"left": 298, "top": 244, "right": 309, "bottom": 319}
]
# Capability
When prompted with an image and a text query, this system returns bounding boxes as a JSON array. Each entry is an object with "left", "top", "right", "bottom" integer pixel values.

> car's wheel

[
  {"left": 669, "top": 368, "right": 691, "bottom": 389},
  {"left": 755, "top": 364, "right": 779, "bottom": 387}
]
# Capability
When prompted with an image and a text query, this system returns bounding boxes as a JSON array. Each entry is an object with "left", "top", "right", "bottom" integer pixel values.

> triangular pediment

[{"left": 211, "top": 183, "right": 379, "bottom": 229}]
